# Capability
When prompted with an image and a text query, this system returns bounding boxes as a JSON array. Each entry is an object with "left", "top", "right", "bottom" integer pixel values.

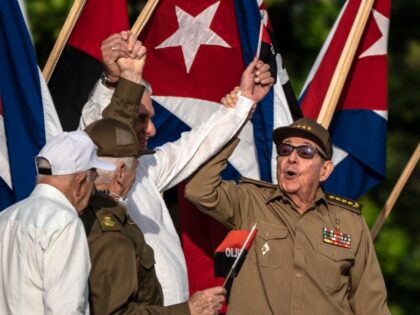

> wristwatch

[{"left": 100, "top": 72, "right": 118, "bottom": 88}]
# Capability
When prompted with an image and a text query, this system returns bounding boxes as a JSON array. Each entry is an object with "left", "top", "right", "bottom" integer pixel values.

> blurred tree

[{"left": 26, "top": 0, "right": 419, "bottom": 313}]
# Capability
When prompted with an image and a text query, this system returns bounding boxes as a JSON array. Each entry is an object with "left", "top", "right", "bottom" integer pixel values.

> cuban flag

[
  {"left": 139, "top": 0, "right": 299, "bottom": 298},
  {"left": 48, "top": 0, "right": 129, "bottom": 131},
  {"left": 299, "top": 0, "right": 390, "bottom": 199},
  {"left": 0, "top": 0, "right": 62, "bottom": 210}
]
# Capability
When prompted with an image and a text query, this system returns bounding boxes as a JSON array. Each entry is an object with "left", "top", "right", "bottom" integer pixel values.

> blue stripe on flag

[
  {"left": 0, "top": 0, "right": 46, "bottom": 210},
  {"left": 323, "top": 109, "right": 386, "bottom": 199},
  {"left": 235, "top": 0, "right": 274, "bottom": 182}
]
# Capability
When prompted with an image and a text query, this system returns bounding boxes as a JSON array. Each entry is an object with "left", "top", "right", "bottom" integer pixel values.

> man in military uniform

[
  {"left": 185, "top": 117, "right": 391, "bottom": 315},
  {"left": 80, "top": 117, "right": 225, "bottom": 315}
]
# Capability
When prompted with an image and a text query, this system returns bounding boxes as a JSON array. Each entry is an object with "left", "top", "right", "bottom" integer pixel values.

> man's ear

[
  {"left": 320, "top": 160, "right": 334, "bottom": 182},
  {"left": 74, "top": 172, "right": 88, "bottom": 197},
  {"left": 114, "top": 163, "right": 126, "bottom": 186}
]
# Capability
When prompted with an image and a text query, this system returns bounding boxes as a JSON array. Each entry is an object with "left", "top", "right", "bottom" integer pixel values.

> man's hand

[
  {"left": 221, "top": 86, "right": 240, "bottom": 108},
  {"left": 101, "top": 31, "right": 134, "bottom": 83},
  {"left": 239, "top": 57, "right": 274, "bottom": 104},
  {"left": 117, "top": 39, "right": 147, "bottom": 84},
  {"left": 188, "top": 286, "right": 226, "bottom": 315}
]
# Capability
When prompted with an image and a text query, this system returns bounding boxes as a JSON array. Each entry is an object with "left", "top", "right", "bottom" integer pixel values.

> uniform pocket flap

[
  {"left": 257, "top": 221, "right": 288, "bottom": 241},
  {"left": 318, "top": 244, "right": 354, "bottom": 262}
]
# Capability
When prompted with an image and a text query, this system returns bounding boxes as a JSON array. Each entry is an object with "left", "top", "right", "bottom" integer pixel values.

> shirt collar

[
  {"left": 32, "top": 183, "right": 76, "bottom": 213},
  {"left": 266, "top": 185, "right": 329, "bottom": 215}
]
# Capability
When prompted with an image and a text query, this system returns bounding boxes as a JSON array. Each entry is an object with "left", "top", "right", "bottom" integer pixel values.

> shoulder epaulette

[
  {"left": 96, "top": 209, "right": 121, "bottom": 231},
  {"left": 326, "top": 193, "right": 362, "bottom": 214},
  {"left": 239, "top": 177, "right": 277, "bottom": 189}
]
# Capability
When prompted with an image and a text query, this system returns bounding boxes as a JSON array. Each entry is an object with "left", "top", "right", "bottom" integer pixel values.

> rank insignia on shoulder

[
  {"left": 96, "top": 210, "right": 120, "bottom": 231},
  {"left": 103, "top": 215, "right": 115, "bottom": 227},
  {"left": 323, "top": 227, "right": 351, "bottom": 249},
  {"left": 326, "top": 193, "right": 362, "bottom": 214}
]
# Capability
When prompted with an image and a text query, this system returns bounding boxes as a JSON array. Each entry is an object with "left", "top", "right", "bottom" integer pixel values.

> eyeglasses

[{"left": 277, "top": 143, "right": 327, "bottom": 160}]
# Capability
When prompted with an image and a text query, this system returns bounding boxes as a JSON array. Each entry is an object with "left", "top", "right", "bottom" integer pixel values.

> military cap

[
  {"left": 84, "top": 118, "right": 143, "bottom": 157},
  {"left": 272, "top": 117, "right": 333, "bottom": 160}
]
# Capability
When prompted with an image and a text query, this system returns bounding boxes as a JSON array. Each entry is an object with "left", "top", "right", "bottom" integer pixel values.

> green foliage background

[{"left": 26, "top": 0, "right": 419, "bottom": 313}]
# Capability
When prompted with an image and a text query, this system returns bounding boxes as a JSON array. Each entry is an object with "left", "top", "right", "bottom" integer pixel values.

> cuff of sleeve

[
  {"left": 235, "top": 95, "right": 254, "bottom": 117},
  {"left": 168, "top": 302, "right": 191, "bottom": 315},
  {"left": 91, "top": 80, "right": 115, "bottom": 106},
  {"left": 115, "top": 78, "right": 145, "bottom": 104}
]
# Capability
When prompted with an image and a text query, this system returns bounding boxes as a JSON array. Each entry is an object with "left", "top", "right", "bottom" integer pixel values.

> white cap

[{"left": 36, "top": 131, "right": 116, "bottom": 175}]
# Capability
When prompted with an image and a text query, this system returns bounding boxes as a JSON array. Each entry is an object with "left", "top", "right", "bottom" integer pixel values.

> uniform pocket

[
  {"left": 317, "top": 244, "right": 354, "bottom": 290},
  {"left": 251, "top": 221, "right": 288, "bottom": 269}
]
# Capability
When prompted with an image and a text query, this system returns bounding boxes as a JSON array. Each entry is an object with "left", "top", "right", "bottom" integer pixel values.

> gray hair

[{"left": 95, "top": 156, "right": 136, "bottom": 185}]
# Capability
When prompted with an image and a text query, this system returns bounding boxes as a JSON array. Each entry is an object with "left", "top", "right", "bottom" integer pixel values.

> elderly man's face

[
  {"left": 120, "top": 158, "right": 139, "bottom": 199},
  {"left": 276, "top": 137, "right": 333, "bottom": 198},
  {"left": 135, "top": 91, "right": 156, "bottom": 150}
]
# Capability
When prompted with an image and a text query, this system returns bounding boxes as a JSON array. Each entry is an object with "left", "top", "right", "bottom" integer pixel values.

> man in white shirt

[
  {"left": 0, "top": 131, "right": 115, "bottom": 315},
  {"left": 79, "top": 31, "right": 274, "bottom": 306}
]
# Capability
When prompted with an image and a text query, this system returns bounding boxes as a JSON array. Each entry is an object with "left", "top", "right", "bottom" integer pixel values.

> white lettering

[{"left": 225, "top": 247, "right": 241, "bottom": 258}]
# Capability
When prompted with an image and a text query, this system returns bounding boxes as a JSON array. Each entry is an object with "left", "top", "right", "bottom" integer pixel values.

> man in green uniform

[
  {"left": 80, "top": 43, "right": 225, "bottom": 314},
  {"left": 185, "top": 117, "right": 391, "bottom": 315},
  {"left": 80, "top": 116, "right": 225, "bottom": 315}
]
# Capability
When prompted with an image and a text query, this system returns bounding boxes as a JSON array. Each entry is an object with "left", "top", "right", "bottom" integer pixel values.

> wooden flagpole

[
  {"left": 370, "top": 143, "right": 420, "bottom": 241},
  {"left": 42, "top": 0, "right": 87, "bottom": 83},
  {"left": 131, "top": 0, "right": 160, "bottom": 37},
  {"left": 317, "top": 0, "right": 376, "bottom": 128}
]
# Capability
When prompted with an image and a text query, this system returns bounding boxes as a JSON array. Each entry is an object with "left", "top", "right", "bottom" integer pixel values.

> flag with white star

[
  {"left": 299, "top": 0, "right": 390, "bottom": 199},
  {"left": 139, "top": 0, "right": 298, "bottom": 299}
]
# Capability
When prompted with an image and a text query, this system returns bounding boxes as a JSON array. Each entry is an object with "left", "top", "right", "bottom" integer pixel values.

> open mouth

[{"left": 284, "top": 169, "right": 298, "bottom": 179}]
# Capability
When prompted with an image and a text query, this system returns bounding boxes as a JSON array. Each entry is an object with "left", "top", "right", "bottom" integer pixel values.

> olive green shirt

[
  {"left": 185, "top": 138, "right": 390, "bottom": 315},
  {"left": 80, "top": 194, "right": 189, "bottom": 315}
]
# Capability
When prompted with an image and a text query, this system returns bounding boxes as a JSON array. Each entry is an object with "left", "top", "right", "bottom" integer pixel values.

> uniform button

[
  {"left": 265, "top": 232, "right": 270, "bottom": 237},
  {"left": 296, "top": 272, "right": 303, "bottom": 278}
]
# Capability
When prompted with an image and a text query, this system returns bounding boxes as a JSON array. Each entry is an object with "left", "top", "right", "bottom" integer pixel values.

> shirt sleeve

[
  {"left": 349, "top": 217, "right": 391, "bottom": 315},
  {"left": 184, "top": 138, "right": 245, "bottom": 229},
  {"left": 79, "top": 80, "right": 114, "bottom": 130},
  {"left": 88, "top": 230, "right": 190, "bottom": 315},
  {"left": 79, "top": 78, "right": 145, "bottom": 130},
  {"left": 42, "top": 219, "right": 91, "bottom": 315},
  {"left": 144, "top": 96, "right": 254, "bottom": 193}
]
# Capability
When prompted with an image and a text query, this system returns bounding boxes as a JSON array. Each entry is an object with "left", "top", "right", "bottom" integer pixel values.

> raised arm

[
  {"left": 79, "top": 31, "right": 146, "bottom": 129},
  {"left": 147, "top": 58, "right": 274, "bottom": 192}
]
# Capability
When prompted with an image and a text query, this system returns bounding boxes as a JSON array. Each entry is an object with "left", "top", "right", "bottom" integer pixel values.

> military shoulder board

[
  {"left": 326, "top": 193, "right": 362, "bottom": 214},
  {"left": 96, "top": 210, "right": 121, "bottom": 231}
]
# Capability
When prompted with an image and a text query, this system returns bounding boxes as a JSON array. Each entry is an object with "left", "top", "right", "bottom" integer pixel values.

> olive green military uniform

[
  {"left": 185, "top": 138, "right": 390, "bottom": 315},
  {"left": 80, "top": 194, "right": 189, "bottom": 315}
]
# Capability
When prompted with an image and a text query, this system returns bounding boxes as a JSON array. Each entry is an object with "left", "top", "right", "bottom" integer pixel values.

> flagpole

[
  {"left": 223, "top": 223, "right": 257, "bottom": 288},
  {"left": 370, "top": 143, "right": 420, "bottom": 241},
  {"left": 42, "top": 0, "right": 87, "bottom": 83},
  {"left": 131, "top": 0, "right": 160, "bottom": 37},
  {"left": 316, "top": 0, "right": 375, "bottom": 128}
]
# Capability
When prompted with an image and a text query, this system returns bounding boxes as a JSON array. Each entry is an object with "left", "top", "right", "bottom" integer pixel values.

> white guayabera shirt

[
  {"left": 80, "top": 81, "right": 253, "bottom": 306},
  {"left": 0, "top": 184, "right": 90, "bottom": 315}
]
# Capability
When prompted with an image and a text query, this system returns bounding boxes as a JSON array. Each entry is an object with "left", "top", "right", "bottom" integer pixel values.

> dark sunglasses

[{"left": 277, "top": 143, "right": 327, "bottom": 160}]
